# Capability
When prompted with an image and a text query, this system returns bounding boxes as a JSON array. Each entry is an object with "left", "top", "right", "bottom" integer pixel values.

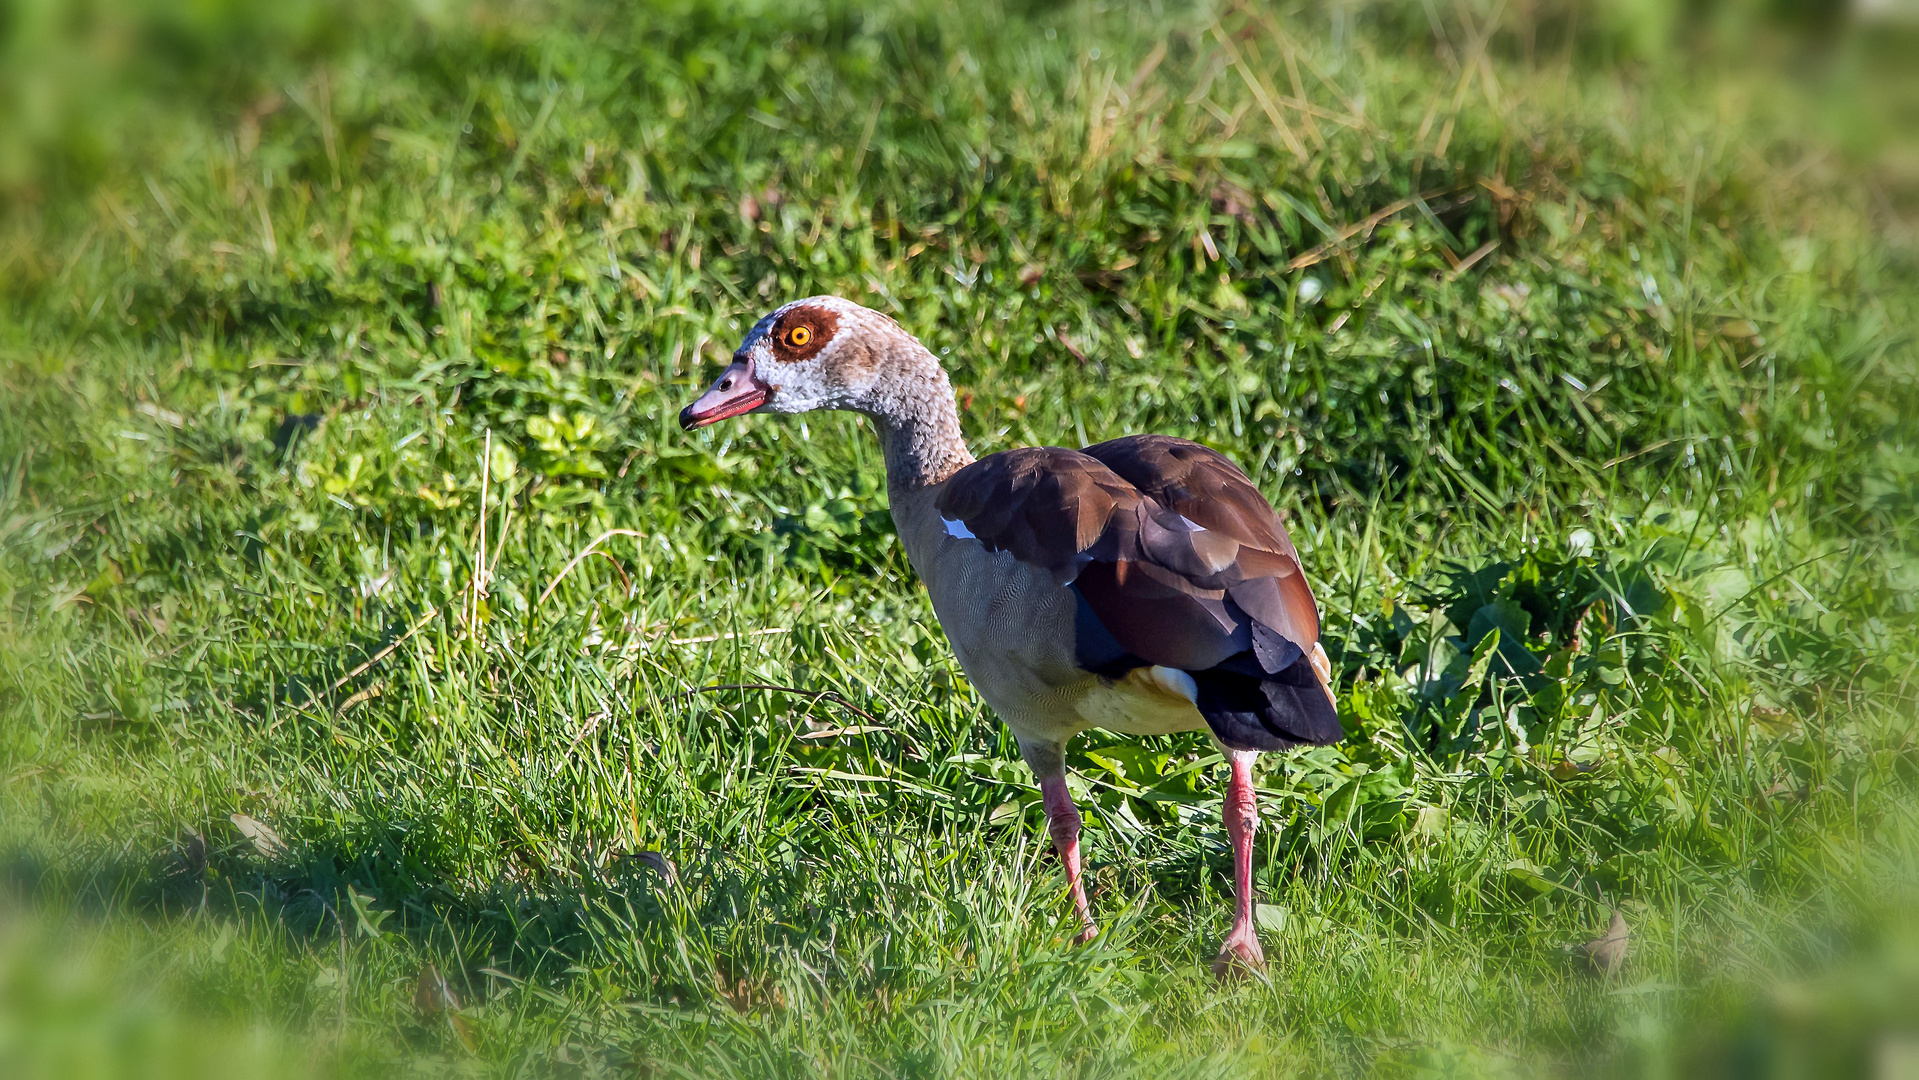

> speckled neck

[{"left": 863, "top": 342, "right": 973, "bottom": 493}]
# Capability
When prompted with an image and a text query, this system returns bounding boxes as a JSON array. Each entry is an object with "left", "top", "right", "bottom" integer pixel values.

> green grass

[{"left": 2, "top": 0, "right": 1917, "bottom": 1075}]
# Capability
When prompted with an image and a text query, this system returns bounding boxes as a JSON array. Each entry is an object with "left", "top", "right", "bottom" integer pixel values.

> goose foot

[{"left": 1211, "top": 921, "right": 1265, "bottom": 978}]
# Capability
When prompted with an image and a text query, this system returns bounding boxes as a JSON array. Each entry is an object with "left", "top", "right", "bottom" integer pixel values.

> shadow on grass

[
  {"left": 2, "top": 825, "right": 736, "bottom": 1005},
  {"left": 0, "top": 796, "right": 1088, "bottom": 1015}
]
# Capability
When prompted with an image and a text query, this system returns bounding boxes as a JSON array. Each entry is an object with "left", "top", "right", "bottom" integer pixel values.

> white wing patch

[
  {"left": 941, "top": 515, "right": 978, "bottom": 540},
  {"left": 1176, "top": 515, "right": 1208, "bottom": 533}
]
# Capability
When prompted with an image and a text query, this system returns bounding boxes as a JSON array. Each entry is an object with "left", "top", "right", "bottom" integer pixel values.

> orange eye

[{"left": 788, "top": 325, "right": 812, "bottom": 347}]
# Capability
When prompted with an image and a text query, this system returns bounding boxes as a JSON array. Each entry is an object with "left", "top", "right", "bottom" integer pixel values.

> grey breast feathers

[{"left": 934, "top": 435, "right": 1342, "bottom": 751}]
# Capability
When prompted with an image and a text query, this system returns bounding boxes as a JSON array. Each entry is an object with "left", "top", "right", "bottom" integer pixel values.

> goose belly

[
  {"left": 914, "top": 535, "right": 1085, "bottom": 705},
  {"left": 1073, "top": 666, "right": 1209, "bottom": 737},
  {"left": 893, "top": 490, "right": 1207, "bottom": 744}
]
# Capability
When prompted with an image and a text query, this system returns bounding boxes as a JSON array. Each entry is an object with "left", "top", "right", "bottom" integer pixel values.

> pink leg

[
  {"left": 1213, "top": 751, "right": 1266, "bottom": 976},
  {"left": 1039, "top": 774, "right": 1098, "bottom": 944}
]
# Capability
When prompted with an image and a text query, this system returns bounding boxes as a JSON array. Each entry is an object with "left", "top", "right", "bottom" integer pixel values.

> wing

[
  {"left": 935, "top": 441, "right": 1340, "bottom": 750},
  {"left": 1080, "top": 434, "right": 1322, "bottom": 651}
]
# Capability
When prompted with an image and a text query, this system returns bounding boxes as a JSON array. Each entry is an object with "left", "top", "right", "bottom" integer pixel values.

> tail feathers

[
  {"left": 1191, "top": 629, "right": 1342, "bottom": 752},
  {"left": 1071, "top": 584, "right": 1342, "bottom": 752}
]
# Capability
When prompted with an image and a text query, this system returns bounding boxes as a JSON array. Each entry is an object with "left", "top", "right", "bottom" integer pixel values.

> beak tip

[{"left": 679, "top": 360, "right": 768, "bottom": 434}]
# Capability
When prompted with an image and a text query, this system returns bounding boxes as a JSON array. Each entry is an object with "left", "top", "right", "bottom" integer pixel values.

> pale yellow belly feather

[{"left": 1072, "top": 666, "right": 1209, "bottom": 738}]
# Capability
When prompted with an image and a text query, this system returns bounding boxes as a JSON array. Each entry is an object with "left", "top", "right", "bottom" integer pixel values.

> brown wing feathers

[
  {"left": 936, "top": 436, "right": 1342, "bottom": 750},
  {"left": 935, "top": 447, "right": 1134, "bottom": 584},
  {"left": 1084, "top": 435, "right": 1322, "bottom": 650}
]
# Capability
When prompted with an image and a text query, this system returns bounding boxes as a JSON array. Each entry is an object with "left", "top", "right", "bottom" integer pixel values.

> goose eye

[{"left": 788, "top": 326, "right": 812, "bottom": 347}]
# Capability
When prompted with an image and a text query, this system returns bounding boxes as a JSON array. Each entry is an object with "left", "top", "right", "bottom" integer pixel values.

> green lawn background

[{"left": 1, "top": 1, "right": 1916, "bottom": 1076}]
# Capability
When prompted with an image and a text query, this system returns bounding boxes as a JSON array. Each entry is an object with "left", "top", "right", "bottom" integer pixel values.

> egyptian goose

[{"left": 680, "top": 296, "right": 1341, "bottom": 972}]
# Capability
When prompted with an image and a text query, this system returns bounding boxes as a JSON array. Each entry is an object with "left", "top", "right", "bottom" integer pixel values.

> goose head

[{"left": 680, "top": 296, "right": 921, "bottom": 430}]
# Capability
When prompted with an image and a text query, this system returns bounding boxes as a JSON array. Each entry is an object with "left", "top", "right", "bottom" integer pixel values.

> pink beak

[{"left": 680, "top": 359, "right": 770, "bottom": 431}]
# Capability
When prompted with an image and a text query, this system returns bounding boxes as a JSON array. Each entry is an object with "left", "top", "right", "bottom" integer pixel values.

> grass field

[{"left": 2, "top": 0, "right": 1917, "bottom": 1075}]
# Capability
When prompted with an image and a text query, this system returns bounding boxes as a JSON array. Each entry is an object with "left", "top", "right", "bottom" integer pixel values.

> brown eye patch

[{"left": 769, "top": 305, "right": 839, "bottom": 362}]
